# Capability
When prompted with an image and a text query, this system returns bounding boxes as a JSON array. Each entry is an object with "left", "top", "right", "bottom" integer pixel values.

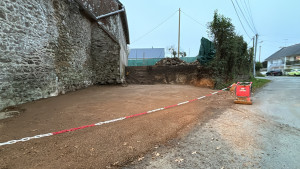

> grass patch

[
  {"left": 250, "top": 77, "right": 271, "bottom": 91},
  {"left": 214, "top": 77, "right": 271, "bottom": 91},
  {"left": 255, "top": 71, "right": 265, "bottom": 77}
]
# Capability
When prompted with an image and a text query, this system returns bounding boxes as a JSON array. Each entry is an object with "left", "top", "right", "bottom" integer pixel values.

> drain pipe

[{"left": 96, "top": 8, "right": 125, "bottom": 20}]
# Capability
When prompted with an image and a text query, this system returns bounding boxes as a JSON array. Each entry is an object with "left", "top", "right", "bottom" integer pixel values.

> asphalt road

[
  {"left": 256, "top": 76, "right": 300, "bottom": 128},
  {"left": 253, "top": 76, "right": 300, "bottom": 168}
]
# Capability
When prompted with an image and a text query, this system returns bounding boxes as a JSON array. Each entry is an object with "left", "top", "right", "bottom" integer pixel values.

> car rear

[{"left": 288, "top": 69, "right": 300, "bottom": 76}]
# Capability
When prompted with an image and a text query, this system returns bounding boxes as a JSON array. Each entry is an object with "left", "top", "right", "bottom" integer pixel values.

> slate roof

[
  {"left": 265, "top": 43, "right": 300, "bottom": 61},
  {"left": 128, "top": 48, "right": 165, "bottom": 59}
]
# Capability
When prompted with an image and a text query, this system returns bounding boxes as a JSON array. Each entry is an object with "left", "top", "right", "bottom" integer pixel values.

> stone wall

[
  {"left": 78, "top": 0, "right": 130, "bottom": 81},
  {"left": 0, "top": 0, "right": 129, "bottom": 110},
  {"left": 91, "top": 23, "right": 121, "bottom": 84},
  {"left": 111, "top": 14, "right": 128, "bottom": 82}
]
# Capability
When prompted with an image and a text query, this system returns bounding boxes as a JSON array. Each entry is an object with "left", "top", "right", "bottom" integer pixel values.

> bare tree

[
  {"left": 168, "top": 46, "right": 177, "bottom": 58},
  {"left": 179, "top": 51, "right": 187, "bottom": 57},
  {"left": 169, "top": 46, "right": 187, "bottom": 58}
]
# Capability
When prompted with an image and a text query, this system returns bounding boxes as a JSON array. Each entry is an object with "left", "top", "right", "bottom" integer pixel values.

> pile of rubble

[
  {"left": 189, "top": 60, "right": 201, "bottom": 66},
  {"left": 155, "top": 58, "right": 200, "bottom": 66}
]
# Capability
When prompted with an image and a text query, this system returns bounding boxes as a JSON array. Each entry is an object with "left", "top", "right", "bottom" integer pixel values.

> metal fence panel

[{"left": 128, "top": 57, "right": 197, "bottom": 66}]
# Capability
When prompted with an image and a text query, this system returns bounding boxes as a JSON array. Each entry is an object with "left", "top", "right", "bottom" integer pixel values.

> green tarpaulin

[{"left": 197, "top": 37, "right": 215, "bottom": 65}]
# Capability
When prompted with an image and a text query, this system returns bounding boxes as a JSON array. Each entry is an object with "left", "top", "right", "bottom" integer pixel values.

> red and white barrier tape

[{"left": 0, "top": 86, "right": 231, "bottom": 147}]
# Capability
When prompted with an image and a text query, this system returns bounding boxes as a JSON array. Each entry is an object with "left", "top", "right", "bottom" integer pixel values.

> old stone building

[{"left": 0, "top": 0, "right": 130, "bottom": 110}]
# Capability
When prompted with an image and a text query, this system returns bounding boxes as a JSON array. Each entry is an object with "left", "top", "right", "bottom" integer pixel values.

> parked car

[
  {"left": 266, "top": 70, "right": 283, "bottom": 76},
  {"left": 287, "top": 69, "right": 300, "bottom": 76}
]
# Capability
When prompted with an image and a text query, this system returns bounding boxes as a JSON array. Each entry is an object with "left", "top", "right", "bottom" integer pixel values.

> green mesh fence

[
  {"left": 128, "top": 58, "right": 162, "bottom": 66},
  {"left": 180, "top": 57, "right": 197, "bottom": 63},
  {"left": 128, "top": 57, "right": 197, "bottom": 66}
]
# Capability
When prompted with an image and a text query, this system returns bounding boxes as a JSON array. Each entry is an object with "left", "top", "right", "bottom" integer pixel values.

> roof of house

[
  {"left": 128, "top": 48, "right": 165, "bottom": 59},
  {"left": 265, "top": 43, "right": 300, "bottom": 61}
]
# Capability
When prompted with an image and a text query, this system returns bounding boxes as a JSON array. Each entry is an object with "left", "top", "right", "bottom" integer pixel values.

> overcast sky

[{"left": 121, "top": 0, "right": 300, "bottom": 61}]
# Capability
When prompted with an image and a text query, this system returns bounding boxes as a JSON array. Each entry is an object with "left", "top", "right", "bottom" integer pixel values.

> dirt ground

[
  {"left": 0, "top": 84, "right": 234, "bottom": 169},
  {"left": 123, "top": 77, "right": 300, "bottom": 169}
]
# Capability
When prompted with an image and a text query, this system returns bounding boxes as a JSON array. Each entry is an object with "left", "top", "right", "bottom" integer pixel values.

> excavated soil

[{"left": 0, "top": 85, "right": 234, "bottom": 169}]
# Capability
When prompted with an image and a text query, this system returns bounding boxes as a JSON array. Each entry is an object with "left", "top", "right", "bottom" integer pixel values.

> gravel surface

[
  {"left": 124, "top": 77, "right": 300, "bottom": 169},
  {"left": 0, "top": 85, "right": 233, "bottom": 169}
]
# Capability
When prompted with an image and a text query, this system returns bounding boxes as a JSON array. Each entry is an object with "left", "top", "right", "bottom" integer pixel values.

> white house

[{"left": 265, "top": 43, "right": 300, "bottom": 72}]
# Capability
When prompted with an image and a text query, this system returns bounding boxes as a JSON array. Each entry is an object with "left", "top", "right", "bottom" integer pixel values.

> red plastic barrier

[{"left": 235, "top": 82, "right": 252, "bottom": 97}]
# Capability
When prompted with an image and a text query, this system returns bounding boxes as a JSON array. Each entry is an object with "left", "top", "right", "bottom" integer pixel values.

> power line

[
  {"left": 239, "top": 0, "right": 257, "bottom": 34},
  {"left": 235, "top": 0, "right": 256, "bottom": 34},
  {"left": 240, "top": 0, "right": 251, "bottom": 23},
  {"left": 243, "top": 0, "right": 258, "bottom": 33},
  {"left": 131, "top": 10, "right": 178, "bottom": 44},
  {"left": 240, "top": 0, "right": 256, "bottom": 33},
  {"left": 246, "top": 0, "right": 258, "bottom": 33},
  {"left": 230, "top": 0, "right": 251, "bottom": 39},
  {"left": 180, "top": 10, "right": 206, "bottom": 28}
]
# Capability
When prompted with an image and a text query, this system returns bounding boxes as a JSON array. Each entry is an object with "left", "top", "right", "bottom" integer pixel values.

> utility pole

[
  {"left": 259, "top": 46, "right": 261, "bottom": 63},
  {"left": 253, "top": 37, "right": 255, "bottom": 76},
  {"left": 254, "top": 34, "right": 258, "bottom": 76},
  {"left": 178, "top": 8, "right": 181, "bottom": 58}
]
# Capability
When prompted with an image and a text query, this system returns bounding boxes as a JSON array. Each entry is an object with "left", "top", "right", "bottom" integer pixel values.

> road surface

[{"left": 255, "top": 76, "right": 300, "bottom": 128}]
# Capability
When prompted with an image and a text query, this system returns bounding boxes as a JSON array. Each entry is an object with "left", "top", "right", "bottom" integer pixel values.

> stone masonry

[{"left": 0, "top": 0, "right": 129, "bottom": 110}]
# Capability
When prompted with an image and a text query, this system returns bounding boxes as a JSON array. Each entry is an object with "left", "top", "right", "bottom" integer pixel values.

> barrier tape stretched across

[{"left": 0, "top": 86, "right": 232, "bottom": 147}]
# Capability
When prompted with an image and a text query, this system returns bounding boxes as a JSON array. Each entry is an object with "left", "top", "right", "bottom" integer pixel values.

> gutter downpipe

[{"left": 96, "top": 8, "right": 125, "bottom": 20}]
